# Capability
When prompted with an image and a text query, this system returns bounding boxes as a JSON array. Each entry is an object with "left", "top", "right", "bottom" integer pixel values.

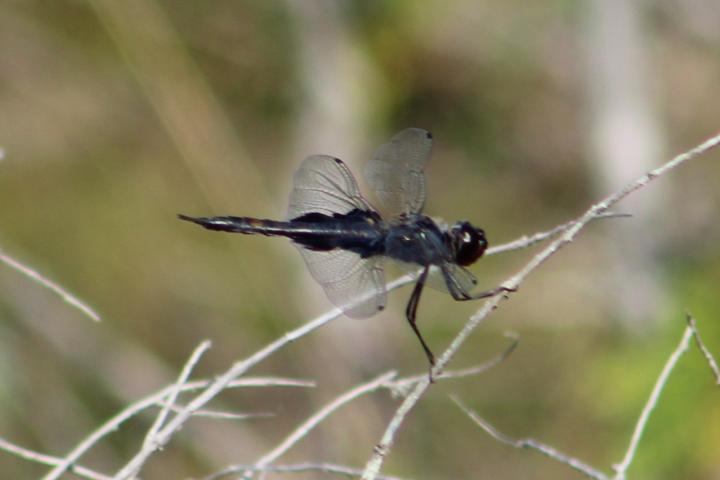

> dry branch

[
  {"left": 361, "top": 132, "right": 720, "bottom": 479},
  {"left": 0, "top": 248, "right": 100, "bottom": 322},
  {"left": 0, "top": 436, "right": 111, "bottom": 480},
  {"left": 451, "top": 313, "right": 719, "bottom": 480},
  {"left": 38, "top": 376, "right": 313, "bottom": 480},
  {"left": 203, "top": 462, "right": 403, "bottom": 480}
]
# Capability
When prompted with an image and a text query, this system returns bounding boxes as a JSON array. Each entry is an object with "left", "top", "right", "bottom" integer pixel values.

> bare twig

[
  {"left": 108, "top": 280, "right": 510, "bottom": 478},
  {"left": 209, "top": 341, "right": 515, "bottom": 480},
  {"left": 143, "top": 340, "right": 211, "bottom": 448},
  {"left": 387, "top": 332, "right": 518, "bottom": 397},
  {"left": 361, "top": 132, "right": 720, "bottom": 479},
  {"left": 239, "top": 371, "right": 398, "bottom": 479},
  {"left": 453, "top": 314, "right": 720, "bottom": 480},
  {"left": 686, "top": 312, "right": 720, "bottom": 384},
  {"left": 48, "top": 341, "right": 209, "bottom": 480},
  {"left": 110, "top": 308, "right": 341, "bottom": 480},
  {"left": 0, "top": 436, "right": 111, "bottom": 480},
  {"left": 156, "top": 403, "right": 274, "bottom": 421},
  {"left": 612, "top": 324, "right": 694, "bottom": 479},
  {"left": 203, "top": 462, "right": 403, "bottom": 480},
  {"left": 486, "top": 212, "right": 630, "bottom": 256},
  {"left": 452, "top": 396, "right": 608, "bottom": 480},
  {"left": 40, "top": 376, "right": 313, "bottom": 480},
  {"left": 0, "top": 248, "right": 101, "bottom": 322}
]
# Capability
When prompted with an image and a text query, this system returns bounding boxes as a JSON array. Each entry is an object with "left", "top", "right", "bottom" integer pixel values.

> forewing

[
  {"left": 365, "top": 128, "right": 433, "bottom": 215},
  {"left": 297, "top": 247, "right": 386, "bottom": 318},
  {"left": 288, "top": 155, "right": 372, "bottom": 220}
]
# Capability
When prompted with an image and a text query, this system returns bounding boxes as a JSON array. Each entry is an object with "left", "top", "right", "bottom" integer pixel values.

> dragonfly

[{"left": 179, "top": 128, "right": 511, "bottom": 367}]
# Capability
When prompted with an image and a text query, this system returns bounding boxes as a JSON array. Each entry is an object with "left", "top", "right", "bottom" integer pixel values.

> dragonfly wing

[
  {"left": 296, "top": 247, "right": 386, "bottom": 318},
  {"left": 440, "top": 262, "right": 478, "bottom": 298},
  {"left": 390, "top": 260, "right": 477, "bottom": 296},
  {"left": 288, "top": 155, "right": 373, "bottom": 220},
  {"left": 365, "top": 128, "right": 433, "bottom": 215}
]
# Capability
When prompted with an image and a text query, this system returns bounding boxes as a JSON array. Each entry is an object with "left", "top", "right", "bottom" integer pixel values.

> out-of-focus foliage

[{"left": 0, "top": 1, "right": 719, "bottom": 478}]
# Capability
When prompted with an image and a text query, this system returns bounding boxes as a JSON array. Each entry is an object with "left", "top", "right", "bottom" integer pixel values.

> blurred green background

[{"left": 1, "top": 1, "right": 719, "bottom": 478}]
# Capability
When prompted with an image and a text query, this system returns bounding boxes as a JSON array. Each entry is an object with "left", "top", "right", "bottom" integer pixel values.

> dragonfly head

[{"left": 448, "top": 221, "right": 487, "bottom": 266}]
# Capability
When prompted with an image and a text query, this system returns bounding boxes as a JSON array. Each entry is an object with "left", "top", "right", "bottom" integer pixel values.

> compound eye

[{"left": 455, "top": 223, "right": 487, "bottom": 266}]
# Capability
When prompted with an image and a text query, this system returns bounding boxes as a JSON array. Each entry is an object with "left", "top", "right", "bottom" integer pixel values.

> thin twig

[
  {"left": 239, "top": 371, "right": 398, "bottom": 480},
  {"left": 452, "top": 314, "right": 720, "bottom": 480},
  {"left": 486, "top": 211, "right": 630, "bottom": 255},
  {"left": 41, "top": 377, "right": 313, "bottom": 480},
  {"left": 156, "top": 403, "right": 275, "bottom": 421},
  {"left": 451, "top": 396, "right": 608, "bottom": 480},
  {"left": 106, "top": 341, "right": 213, "bottom": 479},
  {"left": 207, "top": 343, "right": 515, "bottom": 480},
  {"left": 0, "top": 436, "right": 111, "bottom": 480},
  {"left": 612, "top": 324, "right": 694, "bottom": 479},
  {"left": 50, "top": 341, "right": 210, "bottom": 480},
  {"left": 387, "top": 332, "right": 518, "bottom": 397},
  {"left": 0, "top": 248, "right": 101, "bottom": 322},
  {"left": 142, "top": 340, "right": 211, "bottom": 447},
  {"left": 361, "top": 132, "right": 720, "bottom": 480},
  {"left": 202, "top": 462, "right": 403, "bottom": 480},
  {"left": 111, "top": 308, "right": 342, "bottom": 480},
  {"left": 686, "top": 312, "right": 720, "bottom": 384}
]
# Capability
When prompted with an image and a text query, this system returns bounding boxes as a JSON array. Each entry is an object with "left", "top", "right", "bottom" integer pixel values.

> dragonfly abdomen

[
  {"left": 289, "top": 212, "right": 385, "bottom": 256},
  {"left": 178, "top": 215, "right": 295, "bottom": 236},
  {"left": 178, "top": 213, "right": 385, "bottom": 257}
]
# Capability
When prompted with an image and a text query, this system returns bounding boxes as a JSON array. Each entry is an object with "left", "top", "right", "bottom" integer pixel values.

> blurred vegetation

[{"left": 0, "top": 1, "right": 719, "bottom": 478}]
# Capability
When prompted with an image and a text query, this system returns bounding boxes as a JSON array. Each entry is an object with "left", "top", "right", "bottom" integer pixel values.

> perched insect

[{"left": 180, "top": 128, "right": 510, "bottom": 367}]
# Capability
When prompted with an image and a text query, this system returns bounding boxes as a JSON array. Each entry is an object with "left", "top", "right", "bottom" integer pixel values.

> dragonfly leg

[
  {"left": 405, "top": 266, "right": 436, "bottom": 368},
  {"left": 441, "top": 266, "right": 516, "bottom": 302},
  {"left": 462, "top": 285, "right": 516, "bottom": 301}
]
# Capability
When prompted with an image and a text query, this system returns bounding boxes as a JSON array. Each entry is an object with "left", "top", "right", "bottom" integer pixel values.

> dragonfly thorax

[{"left": 383, "top": 214, "right": 450, "bottom": 266}]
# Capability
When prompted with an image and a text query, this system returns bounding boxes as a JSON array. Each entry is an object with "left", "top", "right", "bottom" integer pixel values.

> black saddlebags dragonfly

[{"left": 179, "top": 128, "right": 510, "bottom": 367}]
